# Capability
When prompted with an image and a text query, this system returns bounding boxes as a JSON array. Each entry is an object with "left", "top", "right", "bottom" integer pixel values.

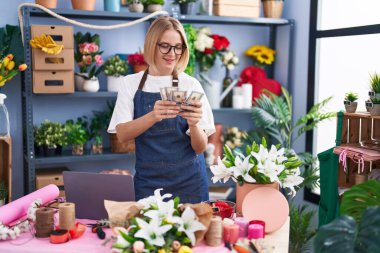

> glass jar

[
  {"left": 0, "top": 93, "right": 10, "bottom": 137},
  {"left": 222, "top": 68, "right": 233, "bottom": 108}
]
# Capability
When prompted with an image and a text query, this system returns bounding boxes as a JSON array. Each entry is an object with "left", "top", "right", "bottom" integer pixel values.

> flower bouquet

[
  {"left": 127, "top": 52, "right": 147, "bottom": 73},
  {"left": 220, "top": 50, "right": 239, "bottom": 70},
  {"left": 245, "top": 45, "right": 275, "bottom": 68},
  {"left": 112, "top": 189, "right": 207, "bottom": 253},
  {"left": 0, "top": 54, "right": 27, "bottom": 87}
]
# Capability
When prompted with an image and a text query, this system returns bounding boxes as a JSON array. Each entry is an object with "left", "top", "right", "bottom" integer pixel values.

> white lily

[
  {"left": 268, "top": 145, "right": 287, "bottom": 163},
  {"left": 138, "top": 188, "right": 172, "bottom": 209},
  {"left": 144, "top": 199, "right": 175, "bottom": 222},
  {"left": 233, "top": 156, "right": 256, "bottom": 183},
  {"left": 257, "top": 160, "right": 280, "bottom": 183},
  {"left": 282, "top": 168, "right": 304, "bottom": 197},
  {"left": 134, "top": 217, "right": 172, "bottom": 247},
  {"left": 171, "top": 207, "right": 206, "bottom": 246},
  {"left": 251, "top": 145, "right": 269, "bottom": 166},
  {"left": 210, "top": 157, "right": 234, "bottom": 183}
]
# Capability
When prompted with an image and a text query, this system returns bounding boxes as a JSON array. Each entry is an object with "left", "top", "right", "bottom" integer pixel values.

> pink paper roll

[{"left": 0, "top": 184, "right": 59, "bottom": 225}]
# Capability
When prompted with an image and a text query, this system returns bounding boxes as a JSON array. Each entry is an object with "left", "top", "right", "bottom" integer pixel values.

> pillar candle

[
  {"left": 249, "top": 220, "right": 266, "bottom": 237},
  {"left": 233, "top": 95, "right": 244, "bottom": 109},
  {"left": 223, "top": 223, "right": 240, "bottom": 244},
  {"left": 248, "top": 224, "right": 264, "bottom": 239},
  {"left": 242, "top": 83, "right": 253, "bottom": 108},
  {"left": 234, "top": 217, "right": 249, "bottom": 238}
]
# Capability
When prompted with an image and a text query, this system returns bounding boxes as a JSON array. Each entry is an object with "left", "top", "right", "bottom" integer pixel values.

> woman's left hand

[{"left": 179, "top": 101, "right": 202, "bottom": 126}]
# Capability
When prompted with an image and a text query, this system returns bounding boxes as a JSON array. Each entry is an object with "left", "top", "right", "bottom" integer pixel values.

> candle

[
  {"left": 249, "top": 220, "right": 266, "bottom": 237},
  {"left": 234, "top": 217, "right": 249, "bottom": 238},
  {"left": 248, "top": 224, "right": 264, "bottom": 239},
  {"left": 223, "top": 223, "right": 240, "bottom": 244},
  {"left": 233, "top": 95, "right": 244, "bottom": 109},
  {"left": 242, "top": 83, "right": 252, "bottom": 108}
]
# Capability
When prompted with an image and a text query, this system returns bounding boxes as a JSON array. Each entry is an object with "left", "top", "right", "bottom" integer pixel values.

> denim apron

[{"left": 133, "top": 69, "right": 209, "bottom": 203}]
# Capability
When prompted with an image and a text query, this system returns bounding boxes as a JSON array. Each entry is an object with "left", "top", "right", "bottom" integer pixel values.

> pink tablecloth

[{"left": 0, "top": 219, "right": 230, "bottom": 253}]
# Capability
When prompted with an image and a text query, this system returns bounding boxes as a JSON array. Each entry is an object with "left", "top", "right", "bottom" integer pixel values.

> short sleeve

[{"left": 107, "top": 76, "right": 136, "bottom": 133}]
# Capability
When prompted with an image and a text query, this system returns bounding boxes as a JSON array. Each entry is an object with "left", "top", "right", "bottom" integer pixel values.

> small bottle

[{"left": 0, "top": 93, "right": 10, "bottom": 137}]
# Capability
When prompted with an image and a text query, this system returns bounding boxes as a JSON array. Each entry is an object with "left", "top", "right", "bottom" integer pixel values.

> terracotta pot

[
  {"left": 263, "top": 0, "right": 284, "bottom": 19},
  {"left": 236, "top": 182, "right": 279, "bottom": 215},
  {"left": 72, "top": 144, "right": 84, "bottom": 156},
  {"left": 71, "top": 0, "right": 96, "bottom": 11},
  {"left": 133, "top": 63, "right": 148, "bottom": 73},
  {"left": 36, "top": 0, "right": 58, "bottom": 8},
  {"left": 207, "top": 123, "right": 223, "bottom": 165}
]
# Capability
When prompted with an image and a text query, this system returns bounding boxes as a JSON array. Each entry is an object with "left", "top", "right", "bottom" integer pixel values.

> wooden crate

[
  {"left": 0, "top": 137, "right": 11, "bottom": 201},
  {"left": 36, "top": 168, "right": 68, "bottom": 197},
  {"left": 213, "top": 0, "right": 260, "bottom": 18}
]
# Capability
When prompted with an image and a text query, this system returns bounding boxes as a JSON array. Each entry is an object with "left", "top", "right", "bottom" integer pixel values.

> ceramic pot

[
  {"left": 104, "top": 0, "right": 120, "bottom": 12},
  {"left": 74, "top": 73, "right": 88, "bottom": 91},
  {"left": 107, "top": 75, "right": 123, "bottom": 92},
  {"left": 369, "top": 104, "right": 380, "bottom": 116},
  {"left": 147, "top": 4, "right": 162, "bottom": 13},
  {"left": 83, "top": 77, "right": 100, "bottom": 92},
  {"left": 179, "top": 3, "right": 193, "bottom": 15},
  {"left": 71, "top": 0, "right": 96, "bottom": 11},
  {"left": 72, "top": 144, "right": 84, "bottom": 156},
  {"left": 133, "top": 63, "right": 148, "bottom": 73},
  {"left": 36, "top": 0, "right": 57, "bottom": 8},
  {"left": 344, "top": 101, "right": 357, "bottom": 113},
  {"left": 236, "top": 182, "right": 279, "bottom": 215},
  {"left": 263, "top": 0, "right": 284, "bottom": 19},
  {"left": 129, "top": 3, "right": 144, "bottom": 13}
]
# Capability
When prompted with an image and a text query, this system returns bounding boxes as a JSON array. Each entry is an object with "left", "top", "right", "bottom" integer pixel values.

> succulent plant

[
  {"left": 344, "top": 92, "right": 358, "bottom": 102},
  {"left": 103, "top": 55, "right": 128, "bottom": 77}
]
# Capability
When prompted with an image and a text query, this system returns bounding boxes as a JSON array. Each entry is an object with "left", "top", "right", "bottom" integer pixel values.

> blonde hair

[{"left": 144, "top": 16, "right": 189, "bottom": 74}]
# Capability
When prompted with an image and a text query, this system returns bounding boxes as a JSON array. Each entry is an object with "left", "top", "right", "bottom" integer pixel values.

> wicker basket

[{"left": 109, "top": 133, "right": 135, "bottom": 153}]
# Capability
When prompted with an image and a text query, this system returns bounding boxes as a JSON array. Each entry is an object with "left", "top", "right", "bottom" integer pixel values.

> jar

[{"left": 0, "top": 93, "right": 10, "bottom": 137}]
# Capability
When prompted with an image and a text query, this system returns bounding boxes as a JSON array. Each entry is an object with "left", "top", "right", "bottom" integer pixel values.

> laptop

[{"left": 63, "top": 171, "right": 135, "bottom": 220}]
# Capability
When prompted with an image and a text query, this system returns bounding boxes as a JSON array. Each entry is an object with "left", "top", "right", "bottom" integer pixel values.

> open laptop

[{"left": 63, "top": 171, "right": 135, "bottom": 220}]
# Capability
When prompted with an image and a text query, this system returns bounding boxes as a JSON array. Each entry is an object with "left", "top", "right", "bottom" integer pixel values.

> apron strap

[{"left": 137, "top": 67, "right": 179, "bottom": 90}]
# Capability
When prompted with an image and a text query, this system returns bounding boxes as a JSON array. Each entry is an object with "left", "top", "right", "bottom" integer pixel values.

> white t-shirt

[{"left": 107, "top": 71, "right": 216, "bottom": 136}]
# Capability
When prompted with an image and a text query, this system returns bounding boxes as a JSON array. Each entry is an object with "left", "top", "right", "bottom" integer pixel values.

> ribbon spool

[
  {"left": 59, "top": 202, "right": 76, "bottom": 231},
  {"left": 35, "top": 207, "right": 55, "bottom": 238},
  {"left": 205, "top": 215, "right": 223, "bottom": 247},
  {"left": 50, "top": 229, "right": 69, "bottom": 244}
]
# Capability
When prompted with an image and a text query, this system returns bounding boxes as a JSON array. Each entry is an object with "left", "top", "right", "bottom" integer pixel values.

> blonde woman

[{"left": 108, "top": 16, "right": 215, "bottom": 203}]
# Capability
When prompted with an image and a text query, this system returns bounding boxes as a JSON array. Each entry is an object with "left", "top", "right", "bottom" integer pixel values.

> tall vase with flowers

[
  {"left": 74, "top": 32, "right": 104, "bottom": 92},
  {"left": 128, "top": 51, "right": 148, "bottom": 73},
  {"left": 210, "top": 137, "right": 303, "bottom": 214},
  {"left": 220, "top": 50, "right": 239, "bottom": 107}
]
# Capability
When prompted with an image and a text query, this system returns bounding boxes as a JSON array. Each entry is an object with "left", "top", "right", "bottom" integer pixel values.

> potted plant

[
  {"left": 89, "top": 111, "right": 109, "bottom": 155},
  {"left": 344, "top": 92, "right": 358, "bottom": 113},
  {"left": 369, "top": 72, "right": 380, "bottom": 98},
  {"left": 74, "top": 32, "right": 104, "bottom": 92},
  {"left": 128, "top": 51, "right": 148, "bottom": 73},
  {"left": 128, "top": 0, "right": 144, "bottom": 13},
  {"left": 103, "top": 55, "right": 128, "bottom": 92},
  {"left": 0, "top": 181, "right": 8, "bottom": 206},
  {"left": 64, "top": 117, "right": 89, "bottom": 156},
  {"left": 35, "top": 0, "right": 58, "bottom": 8},
  {"left": 71, "top": 0, "right": 96, "bottom": 10},
  {"left": 145, "top": 0, "right": 164, "bottom": 13},
  {"left": 368, "top": 96, "right": 380, "bottom": 116},
  {"left": 173, "top": 0, "right": 197, "bottom": 15},
  {"left": 262, "top": 0, "right": 284, "bottom": 19},
  {"left": 34, "top": 120, "right": 67, "bottom": 156}
]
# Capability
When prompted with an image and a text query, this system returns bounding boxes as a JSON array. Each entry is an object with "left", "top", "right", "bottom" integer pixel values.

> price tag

[
  {"left": 366, "top": 101, "right": 374, "bottom": 108},
  {"left": 369, "top": 91, "right": 375, "bottom": 97}
]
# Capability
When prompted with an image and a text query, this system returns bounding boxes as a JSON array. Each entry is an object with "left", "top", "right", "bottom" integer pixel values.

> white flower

[
  {"left": 251, "top": 145, "right": 269, "bottom": 166},
  {"left": 27, "top": 198, "right": 42, "bottom": 222},
  {"left": 268, "top": 145, "right": 287, "bottom": 163},
  {"left": 194, "top": 33, "right": 214, "bottom": 52},
  {"left": 138, "top": 188, "right": 172, "bottom": 209},
  {"left": 232, "top": 56, "right": 239, "bottom": 64},
  {"left": 282, "top": 168, "right": 304, "bottom": 197},
  {"left": 233, "top": 156, "right": 256, "bottom": 183},
  {"left": 210, "top": 157, "right": 234, "bottom": 183},
  {"left": 134, "top": 217, "right": 172, "bottom": 247},
  {"left": 198, "top": 26, "right": 211, "bottom": 35},
  {"left": 227, "top": 64, "right": 235, "bottom": 70},
  {"left": 257, "top": 160, "right": 280, "bottom": 183},
  {"left": 171, "top": 207, "right": 206, "bottom": 246},
  {"left": 144, "top": 199, "right": 175, "bottom": 222}
]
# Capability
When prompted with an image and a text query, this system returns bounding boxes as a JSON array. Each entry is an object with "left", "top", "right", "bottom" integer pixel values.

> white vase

[
  {"left": 74, "top": 73, "right": 88, "bottom": 91},
  {"left": 83, "top": 77, "right": 100, "bottom": 92},
  {"left": 147, "top": 4, "right": 162, "bottom": 13},
  {"left": 107, "top": 75, "right": 123, "bottom": 92}
]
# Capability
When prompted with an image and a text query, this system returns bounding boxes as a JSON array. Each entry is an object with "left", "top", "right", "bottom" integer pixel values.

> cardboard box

[
  {"left": 36, "top": 168, "right": 68, "bottom": 197},
  {"left": 31, "top": 25, "right": 74, "bottom": 49},
  {"left": 33, "top": 70, "right": 74, "bottom": 94},
  {"left": 32, "top": 48, "right": 74, "bottom": 71},
  {"left": 213, "top": 0, "right": 260, "bottom": 18}
]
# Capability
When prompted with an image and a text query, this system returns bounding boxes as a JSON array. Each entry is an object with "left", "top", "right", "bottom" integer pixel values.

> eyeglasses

[{"left": 157, "top": 43, "right": 186, "bottom": 55}]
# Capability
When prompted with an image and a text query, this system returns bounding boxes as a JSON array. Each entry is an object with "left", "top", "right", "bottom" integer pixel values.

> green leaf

[{"left": 119, "top": 230, "right": 135, "bottom": 243}]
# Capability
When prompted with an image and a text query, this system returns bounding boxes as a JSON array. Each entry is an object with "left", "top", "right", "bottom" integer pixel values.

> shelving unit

[{"left": 21, "top": 6, "right": 294, "bottom": 193}]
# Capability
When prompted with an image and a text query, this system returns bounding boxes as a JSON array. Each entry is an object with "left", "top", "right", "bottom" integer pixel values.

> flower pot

[
  {"left": 133, "top": 63, "right": 148, "bottom": 73},
  {"left": 71, "top": 0, "right": 96, "bottom": 10},
  {"left": 91, "top": 143, "right": 103, "bottom": 154},
  {"left": 107, "top": 75, "right": 123, "bottom": 92},
  {"left": 42, "top": 145, "right": 57, "bottom": 157},
  {"left": 369, "top": 103, "right": 380, "bottom": 116},
  {"left": 147, "top": 4, "right": 162, "bottom": 13},
  {"left": 104, "top": 0, "right": 120, "bottom": 12},
  {"left": 74, "top": 73, "right": 88, "bottom": 91},
  {"left": 344, "top": 101, "right": 357, "bottom": 113},
  {"left": 129, "top": 3, "right": 144, "bottom": 13},
  {"left": 109, "top": 133, "right": 135, "bottom": 153},
  {"left": 35, "top": 0, "right": 58, "bottom": 8},
  {"left": 72, "top": 144, "right": 84, "bottom": 156},
  {"left": 263, "top": 0, "right": 284, "bottom": 19},
  {"left": 179, "top": 3, "right": 193, "bottom": 15},
  {"left": 83, "top": 77, "right": 100, "bottom": 92},
  {"left": 236, "top": 182, "right": 279, "bottom": 215},
  {"left": 366, "top": 101, "right": 371, "bottom": 112}
]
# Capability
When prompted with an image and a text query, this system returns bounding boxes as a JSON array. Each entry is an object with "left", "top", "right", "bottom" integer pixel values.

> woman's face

[{"left": 154, "top": 29, "right": 184, "bottom": 75}]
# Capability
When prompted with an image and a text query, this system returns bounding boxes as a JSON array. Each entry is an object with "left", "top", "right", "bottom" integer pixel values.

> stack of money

[{"left": 160, "top": 87, "right": 204, "bottom": 105}]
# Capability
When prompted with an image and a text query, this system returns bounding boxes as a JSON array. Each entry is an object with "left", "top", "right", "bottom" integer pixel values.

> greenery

[
  {"left": 314, "top": 206, "right": 380, "bottom": 253},
  {"left": 0, "top": 181, "right": 8, "bottom": 200},
  {"left": 370, "top": 96, "right": 380, "bottom": 104},
  {"left": 344, "top": 92, "right": 358, "bottom": 102},
  {"left": 340, "top": 180, "right": 380, "bottom": 223},
  {"left": 103, "top": 55, "right": 128, "bottom": 77},
  {"left": 89, "top": 110, "right": 110, "bottom": 145},
  {"left": 34, "top": 120, "right": 67, "bottom": 148},
  {"left": 0, "top": 25, "right": 24, "bottom": 64},
  {"left": 289, "top": 204, "right": 316, "bottom": 253},
  {"left": 369, "top": 73, "right": 380, "bottom": 93},
  {"left": 64, "top": 117, "right": 89, "bottom": 146},
  {"left": 183, "top": 24, "right": 196, "bottom": 76},
  {"left": 144, "top": 0, "right": 164, "bottom": 5}
]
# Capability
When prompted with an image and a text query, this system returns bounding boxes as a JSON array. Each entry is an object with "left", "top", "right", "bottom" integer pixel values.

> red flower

[
  {"left": 128, "top": 53, "right": 146, "bottom": 66},
  {"left": 211, "top": 35, "right": 230, "bottom": 51},
  {"left": 204, "top": 48, "right": 214, "bottom": 55}
]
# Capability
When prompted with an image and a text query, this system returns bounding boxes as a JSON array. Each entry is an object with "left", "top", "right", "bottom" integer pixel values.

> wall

[{"left": 0, "top": 1, "right": 311, "bottom": 205}]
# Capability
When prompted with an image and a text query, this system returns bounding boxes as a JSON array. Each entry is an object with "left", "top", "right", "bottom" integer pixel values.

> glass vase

[{"left": 222, "top": 68, "right": 233, "bottom": 108}]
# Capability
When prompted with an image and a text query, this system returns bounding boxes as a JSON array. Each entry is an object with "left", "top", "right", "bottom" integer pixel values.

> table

[{"left": 0, "top": 218, "right": 289, "bottom": 253}]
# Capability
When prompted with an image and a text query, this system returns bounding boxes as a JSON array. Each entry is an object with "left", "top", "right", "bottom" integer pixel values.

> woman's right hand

[{"left": 151, "top": 100, "right": 180, "bottom": 122}]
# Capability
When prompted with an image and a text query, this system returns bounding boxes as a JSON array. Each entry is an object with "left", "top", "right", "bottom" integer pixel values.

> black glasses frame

[{"left": 157, "top": 43, "right": 186, "bottom": 55}]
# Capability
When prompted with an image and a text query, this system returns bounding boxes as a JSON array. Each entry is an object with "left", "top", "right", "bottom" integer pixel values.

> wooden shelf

[{"left": 343, "top": 111, "right": 380, "bottom": 120}]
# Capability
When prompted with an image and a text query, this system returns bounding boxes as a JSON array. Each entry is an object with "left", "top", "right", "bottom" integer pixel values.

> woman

[{"left": 108, "top": 16, "right": 215, "bottom": 203}]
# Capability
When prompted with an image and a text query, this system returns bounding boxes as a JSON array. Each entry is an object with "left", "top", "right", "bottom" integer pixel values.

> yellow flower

[
  {"left": 245, "top": 45, "right": 267, "bottom": 57},
  {"left": 158, "top": 249, "right": 171, "bottom": 253},
  {"left": 255, "top": 50, "right": 275, "bottom": 65},
  {"left": 6, "top": 61, "right": 15, "bottom": 71},
  {"left": 178, "top": 246, "right": 192, "bottom": 253}
]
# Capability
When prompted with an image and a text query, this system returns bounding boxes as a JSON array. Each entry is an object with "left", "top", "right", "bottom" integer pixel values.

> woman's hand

[
  {"left": 151, "top": 100, "right": 180, "bottom": 122},
  {"left": 179, "top": 101, "right": 203, "bottom": 126}
]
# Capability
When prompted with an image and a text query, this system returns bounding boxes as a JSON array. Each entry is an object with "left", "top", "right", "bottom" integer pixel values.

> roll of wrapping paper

[
  {"left": 35, "top": 207, "right": 55, "bottom": 238},
  {"left": 0, "top": 184, "right": 59, "bottom": 225},
  {"left": 59, "top": 202, "right": 76, "bottom": 231},
  {"left": 205, "top": 215, "right": 223, "bottom": 246}
]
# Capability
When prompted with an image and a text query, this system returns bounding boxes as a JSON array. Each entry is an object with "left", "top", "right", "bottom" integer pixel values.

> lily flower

[
  {"left": 257, "top": 160, "right": 281, "bottom": 183},
  {"left": 145, "top": 199, "right": 176, "bottom": 222},
  {"left": 134, "top": 217, "right": 172, "bottom": 247},
  {"left": 138, "top": 188, "right": 172, "bottom": 209},
  {"left": 210, "top": 157, "right": 234, "bottom": 183},
  {"left": 233, "top": 156, "right": 256, "bottom": 183},
  {"left": 282, "top": 168, "right": 304, "bottom": 197},
  {"left": 172, "top": 207, "right": 206, "bottom": 246},
  {"left": 268, "top": 145, "right": 287, "bottom": 163},
  {"left": 251, "top": 144, "right": 269, "bottom": 166}
]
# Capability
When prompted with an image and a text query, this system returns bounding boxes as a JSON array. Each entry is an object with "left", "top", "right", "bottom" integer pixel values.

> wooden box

[
  {"left": 36, "top": 168, "right": 68, "bottom": 197},
  {"left": 32, "top": 49, "right": 74, "bottom": 71},
  {"left": 213, "top": 0, "right": 260, "bottom": 18},
  {"left": 31, "top": 25, "right": 74, "bottom": 49},
  {"left": 33, "top": 70, "right": 74, "bottom": 94}
]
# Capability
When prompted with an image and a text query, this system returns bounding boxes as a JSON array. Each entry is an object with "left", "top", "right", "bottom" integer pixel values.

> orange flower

[{"left": 18, "top": 64, "right": 28, "bottom": 71}]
